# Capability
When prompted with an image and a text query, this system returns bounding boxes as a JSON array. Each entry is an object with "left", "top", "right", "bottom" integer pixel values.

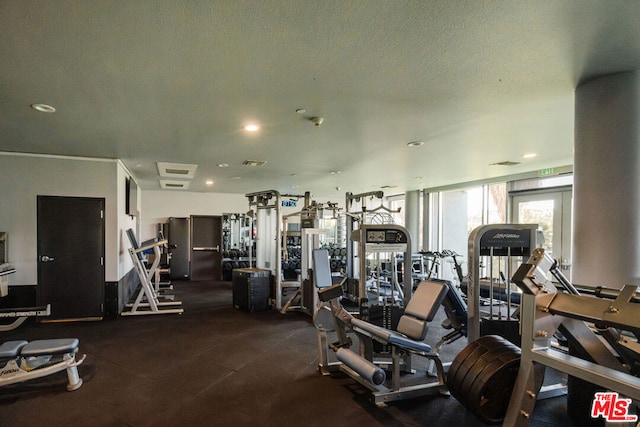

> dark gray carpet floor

[{"left": 0, "top": 281, "right": 576, "bottom": 427}]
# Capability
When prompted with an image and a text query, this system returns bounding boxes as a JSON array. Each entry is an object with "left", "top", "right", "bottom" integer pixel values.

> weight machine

[
  {"left": 314, "top": 242, "right": 451, "bottom": 405},
  {"left": 246, "top": 190, "right": 337, "bottom": 312},
  {"left": 467, "top": 224, "right": 543, "bottom": 343},
  {"left": 504, "top": 248, "right": 640, "bottom": 426},
  {"left": 122, "top": 229, "right": 183, "bottom": 316},
  {"left": 1, "top": 267, "right": 52, "bottom": 331}
]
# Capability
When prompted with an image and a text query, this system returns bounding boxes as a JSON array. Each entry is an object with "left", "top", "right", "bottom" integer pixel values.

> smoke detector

[{"left": 310, "top": 117, "right": 324, "bottom": 127}]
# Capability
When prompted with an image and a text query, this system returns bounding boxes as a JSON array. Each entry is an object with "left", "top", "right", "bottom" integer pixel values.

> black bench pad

[{"left": 20, "top": 338, "right": 79, "bottom": 356}]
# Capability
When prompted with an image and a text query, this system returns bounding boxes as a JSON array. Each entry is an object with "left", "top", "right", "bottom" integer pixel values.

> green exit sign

[{"left": 539, "top": 167, "right": 556, "bottom": 177}]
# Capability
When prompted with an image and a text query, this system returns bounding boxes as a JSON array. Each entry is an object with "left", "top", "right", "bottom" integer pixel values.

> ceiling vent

[
  {"left": 490, "top": 161, "right": 521, "bottom": 166},
  {"left": 159, "top": 179, "right": 190, "bottom": 190},
  {"left": 242, "top": 160, "right": 268, "bottom": 167},
  {"left": 157, "top": 162, "right": 198, "bottom": 179}
]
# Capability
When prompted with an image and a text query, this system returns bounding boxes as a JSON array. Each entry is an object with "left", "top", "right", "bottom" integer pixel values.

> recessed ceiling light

[
  {"left": 244, "top": 124, "right": 260, "bottom": 132},
  {"left": 205, "top": 180, "right": 214, "bottom": 186},
  {"left": 31, "top": 103, "right": 56, "bottom": 113},
  {"left": 295, "top": 109, "right": 306, "bottom": 114},
  {"left": 522, "top": 153, "right": 538, "bottom": 159},
  {"left": 407, "top": 141, "right": 424, "bottom": 147},
  {"left": 217, "top": 163, "right": 229, "bottom": 168}
]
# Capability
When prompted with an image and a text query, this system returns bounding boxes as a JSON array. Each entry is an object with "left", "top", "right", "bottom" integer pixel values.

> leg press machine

[{"left": 318, "top": 279, "right": 451, "bottom": 405}]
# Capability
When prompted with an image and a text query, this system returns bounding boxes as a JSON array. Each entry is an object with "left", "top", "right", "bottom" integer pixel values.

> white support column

[
  {"left": 404, "top": 190, "right": 420, "bottom": 254},
  {"left": 573, "top": 71, "right": 640, "bottom": 289},
  {"left": 422, "top": 191, "right": 430, "bottom": 252}
]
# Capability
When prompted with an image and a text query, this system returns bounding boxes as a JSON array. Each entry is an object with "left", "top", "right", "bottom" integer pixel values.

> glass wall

[
  {"left": 428, "top": 183, "right": 507, "bottom": 282},
  {"left": 385, "top": 174, "right": 572, "bottom": 284}
]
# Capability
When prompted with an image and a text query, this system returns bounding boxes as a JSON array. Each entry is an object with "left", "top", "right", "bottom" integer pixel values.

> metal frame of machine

[{"left": 504, "top": 248, "right": 640, "bottom": 426}]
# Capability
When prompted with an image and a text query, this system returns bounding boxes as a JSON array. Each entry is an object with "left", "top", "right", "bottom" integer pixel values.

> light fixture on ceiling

[
  {"left": 522, "top": 153, "right": 538, "bottom": 159},
  {"left": 217, "top": 163, "right": 229, "bottom": 168},
  {"left": 244, "top": 124, "right": 260, "bottom": 132},
  {"left": 230, "top": 176, "right": 242, "bottom": 180},
  {"left": 490, "top": 161, "right": 521, "bottom": 166},
  {"left": 205, "top": 180, "right": 214, "bottom": 186},
  {"left": 407, "top": 141, "right": 424, "bottom": 147},
  {"left": 31, "top": 103, "right": 56, "bottom": 113},
  {"left": 330, "top": 170, "right": 341, "bottom": 175}
]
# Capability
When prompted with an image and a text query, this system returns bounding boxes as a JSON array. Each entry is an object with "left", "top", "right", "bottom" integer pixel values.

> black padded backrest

[
  {"left": 440, "top": 279, "right": 467, "bottom": 331},
  {"left": 126, "top": 228, "right": 139, "bottom": 249},
  {"left": 126, "top": 228, "right": 144, "bottom": 261},
  {"left": 404, "top": 280, "right": 449, "bottom": 322},
  {"left": 397, "top": 280, "right": 448, "bottom": 341},
  {"left": 312, "top": 249, "right": 333, "bottom": 289}
]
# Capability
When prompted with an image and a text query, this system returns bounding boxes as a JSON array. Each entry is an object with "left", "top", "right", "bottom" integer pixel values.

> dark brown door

[
  {"left": 37, "top": 196, "right": 105, "bottom": 320},
  {"left": 190, "top": 215, "right": 222, "bottom": 281}
]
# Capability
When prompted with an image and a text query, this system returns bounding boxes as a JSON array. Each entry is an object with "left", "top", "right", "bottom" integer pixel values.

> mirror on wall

[{"left": 222, "top": 213, "right": 252, "bottom": 257}]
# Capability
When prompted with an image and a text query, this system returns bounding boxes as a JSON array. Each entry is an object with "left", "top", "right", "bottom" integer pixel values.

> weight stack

[
  {"left": 232, "top": 268, "right": 271, "bottom": 312},
  {"left": 369, "top": 304, "right": 404, "bottom": 353}
]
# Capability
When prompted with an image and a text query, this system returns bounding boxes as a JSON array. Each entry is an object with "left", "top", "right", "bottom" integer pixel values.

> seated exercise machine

[
  {"left": 0, "top": 305, "right": 51, "bottom": 332},
  {"left": 313, "top": 246, "right": 471, "bottom": 405},
  {"left": 1, "top": 266, "right": 51, "bottom": 331},
  {"left": 122, "top": 229, "right": 183, "bottom": 316},
  {"left": 0, "top": 338, "right": 85, "bottom": 391},
  {"left": 317, "top": 278, "right": 450, "bottom": 405}
]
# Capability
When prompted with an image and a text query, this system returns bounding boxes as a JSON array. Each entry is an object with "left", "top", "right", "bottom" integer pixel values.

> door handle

[
  {"left": 40, "top": 255, "right": 55, "bottom": 262},
  {"left": 192, "top": 246, "right": 220, "bottom": 252}
]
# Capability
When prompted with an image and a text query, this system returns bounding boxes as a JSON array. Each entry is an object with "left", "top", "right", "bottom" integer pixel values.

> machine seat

[
  {"left": 20, "top": 338, "right": 79, "bottom": 356},
  {"left": 351, "top": 318, "right": 433, "bottom": 353},
  {"left": 352, "top": 280, "right": 449, "bottom": 353},
  {"left": 0, "top": 340, "right": 28, "bottom": 359}
]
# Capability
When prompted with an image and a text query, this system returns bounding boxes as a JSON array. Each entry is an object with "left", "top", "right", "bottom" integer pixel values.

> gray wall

[{"left": 0, "top": 153, "right": 129, "bottom": 285}]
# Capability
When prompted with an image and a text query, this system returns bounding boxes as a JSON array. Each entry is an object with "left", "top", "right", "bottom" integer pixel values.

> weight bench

[
  {"left": 0, "top": 338, "right": 85, "bottom": 391},
  {"left": 325, "top": 279, "right": 451, "bottom": 405}
]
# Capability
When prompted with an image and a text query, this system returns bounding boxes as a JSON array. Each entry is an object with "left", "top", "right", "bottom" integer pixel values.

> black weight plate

[
  {"left": 449, "top": 343, "right": 495, "bottom": 401},
  {"left": 468, "top": 351, "right": 521, "bottom": 423},
  {"left": 448, "top": 336, "right": 510, "bottom": 399},
  {"left": 447, "top": 339, "right": 482, "bottom": 387},
  {"left": 459, "top": 344, "right": 518, "bottom": 398},
  {"left": 449, "top": 339, "right": 505, "bottom": 401}
]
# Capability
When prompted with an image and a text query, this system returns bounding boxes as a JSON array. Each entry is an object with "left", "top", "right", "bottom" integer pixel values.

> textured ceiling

[{"left": 1, "top": 1, "right": 639, "bottom": 197}]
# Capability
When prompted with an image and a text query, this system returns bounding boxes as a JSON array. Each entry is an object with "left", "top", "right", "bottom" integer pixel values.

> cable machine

[
  {"left": 467, "top": 224, "right": 543, "bottom": 342},
  {"left": 246, "top": 190, "right": 338, "bottom": 312}
]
